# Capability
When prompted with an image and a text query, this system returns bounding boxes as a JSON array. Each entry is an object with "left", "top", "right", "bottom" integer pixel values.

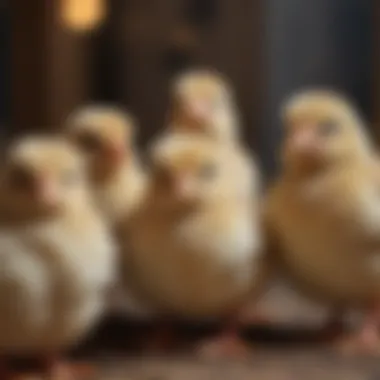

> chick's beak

[
  {"left": 289, "top": 127, "right": 320, "bottom": 155},
  {"left": 174, "top": 175, "right": 194, "bottom": 200},
  {"left": 187, "top": 99, "right": 211, "bottom": 121},
  {"left": 35, "top": 177, "right": 60, "bottom": 206},
  {"left": 104, "top": 144, "right": 125, "bottom": 165}
]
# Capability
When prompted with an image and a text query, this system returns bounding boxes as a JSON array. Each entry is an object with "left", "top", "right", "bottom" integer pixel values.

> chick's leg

[
  {"left": 40, "top": 354, "right": 74, "bottom": 380},
  {"left": 198, "top": 317, "right": 251, "bottom": 359}
]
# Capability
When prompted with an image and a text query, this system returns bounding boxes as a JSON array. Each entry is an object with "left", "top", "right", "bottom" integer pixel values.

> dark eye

[
  {"left": 318, "top": 120, "right": 339, "bottom": 136},
  {"left": 77, "top": 133, "right": 101, "bottom": 153},
  {"left": 199, "top": 163, "right": 217, "bottom": 180},
  {"left": 8, "top": 166, "right": 33, "bottom": 191}
]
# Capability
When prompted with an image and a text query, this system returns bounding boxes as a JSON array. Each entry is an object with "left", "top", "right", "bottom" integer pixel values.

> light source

[{"left": 60, "top": 0, "right": 107, "bottom": 33}]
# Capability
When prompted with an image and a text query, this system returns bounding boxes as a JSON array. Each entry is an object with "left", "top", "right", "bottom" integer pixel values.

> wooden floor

[
  {"left": 7, "top": 314, "right": 379, "bottom": 379},
  {"left": 65, "top": 318, "right": 380, "bottom": 380},
  {"left": 77, "top": 351, "right": 380, "bottom": 380}
]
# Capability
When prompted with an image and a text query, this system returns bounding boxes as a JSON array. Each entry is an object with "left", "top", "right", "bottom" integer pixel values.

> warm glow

[{"left": 60, "top": 0, "right": 107, "bottom": 33}]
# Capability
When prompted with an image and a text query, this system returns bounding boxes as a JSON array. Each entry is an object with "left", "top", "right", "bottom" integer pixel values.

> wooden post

[
  {"left": 373, "top": 0, "right": 380, "bottom": 142},
  {"left": 11, "top": 0, "right": 93, "bottom": 134},
  {"left": 198, "top": 0, "right": 264, "bottom": 148},
  {"left": 117, "top": 0, "right": 264, "bottom": 147}
]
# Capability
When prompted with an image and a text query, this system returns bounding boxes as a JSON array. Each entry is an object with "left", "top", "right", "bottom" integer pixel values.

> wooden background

[{"left": 11, "top": 0, "right": 262, "bottom": 146}]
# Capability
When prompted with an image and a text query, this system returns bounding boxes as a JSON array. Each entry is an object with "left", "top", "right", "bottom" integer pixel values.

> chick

[
  {"left": 0, "top": 136, "right": 114, "bottom": 379},
  {"left": 166, "top": 69, "right": 257, "bottom": 219},
  {"left": 167, "top": 69, "right": 241, "bottom": 144},
  {"left": 124, "top": 133, "right": 266, "bottom": 357},
  {"left": 65, "top": 105, "right": 147, "bottom": 224},
  {"left": 166, "top": 69, "right": 259, "bottom": 206},
  {"left": 64, "top": 106, "right": 153, "bottom": 322},
  {"left": 266, "top": 89, "right": 380, "bottom": 353}
]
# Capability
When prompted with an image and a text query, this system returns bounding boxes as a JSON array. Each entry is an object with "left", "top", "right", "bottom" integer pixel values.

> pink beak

[
  {"left": 35, "top": 178, "right": 59, "bottom": 206},
  {"left": 174, "top": 175, "right": 193, "bottom": 199},
  {"left": 290, "top": 129, "right": 319, "bottom": 154},
  {"left": 187, "top": 99, "right": 211, "bottom": 121},
  {"left": 105, "top": 144, "right": 125, "bottom": 164}
]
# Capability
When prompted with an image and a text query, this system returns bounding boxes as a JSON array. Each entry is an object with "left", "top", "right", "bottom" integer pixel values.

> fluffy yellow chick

[
  {"left": 65, "top": 106, "right": 153, "bottom": 320},
  {"left": 124, "top": 133, "right": 266, "bottom": 357},
  {"left": 266, "top": 90, "right": 380, "bottom": 353},
  {"left": 166, "top": 69, "right": 257, "bottom": 218},
  {"left": 0, "top": 136, "right": 114, "bottom": 379},
  {"left": 167, "top": 68, "right": 241, "bottom": 144},
  {"left": 65, "top": 105, "right": 147, "bottom": 224}
]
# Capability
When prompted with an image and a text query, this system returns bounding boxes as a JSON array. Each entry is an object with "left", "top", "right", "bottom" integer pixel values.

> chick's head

[
  {"left": 170, "top": 69, "right": 237, "bottom": 140},
  {"left": 150, "top": 134, "right": 232, "bottom": 207},
  {"left": 281, "top": 90, "right": 372, "bottom": 172},
  {"left": 66, "top": 105, "right": 135, "bottom": 180},
  {"left": 0, "top": 136, "right": 88, "bottom": 219}
]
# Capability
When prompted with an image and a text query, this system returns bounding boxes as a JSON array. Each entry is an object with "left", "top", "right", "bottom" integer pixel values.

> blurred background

[{"left": 9, "top": 0, "right": 376, "bottom": 178}]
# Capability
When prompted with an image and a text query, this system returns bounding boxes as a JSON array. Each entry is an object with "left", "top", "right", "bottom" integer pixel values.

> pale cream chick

[
  {"left": 124, "top": 133, "right": 266, "bottom": 356},
  {"left": 168, "top": 69, "right": 241, "bottom": 144},
  {"left": 65, "top": 106, "right": 152, "bottom": 319},
  {"left": 0, "top": 136, "right": 114, "bottom": 379},
  {"left": 166, "top": 69, "right": 256, "bottom": 205},
  {"left": 266, "top": 90, "right": 380, "bottom": 353},
  {"left": 65, "top": 105, "right": 147, "bottom": 224}
]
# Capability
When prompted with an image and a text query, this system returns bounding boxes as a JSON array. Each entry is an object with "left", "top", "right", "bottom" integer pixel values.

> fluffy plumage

[
  {"left": 65, "top": 105, "right": 147, "bottom": 224},
  {"left": 124, "top": 133, "right": 265, "bottom": 319},
  {"left": 167, "top": 69, "right": 240, "bottom": 144},
  {"left": 65, "top": 105, "right": 152, "bottom": 320},
  {"left": 0, "top": 136, "right": 114, "bottom": 375},
  {"left": 266, "top": 90, "right": 380, "bottom": 352}
]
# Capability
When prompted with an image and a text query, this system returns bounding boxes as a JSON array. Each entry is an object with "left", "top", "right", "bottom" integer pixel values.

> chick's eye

[
  {"left": 199, "top": 163, "right": 217, "bottom": 180},
  {"left": 318, "top": 120, "right": 339, "bottom": 137},
  {"left": 77, "top": 133, "right": 101, "bottom": 153}
]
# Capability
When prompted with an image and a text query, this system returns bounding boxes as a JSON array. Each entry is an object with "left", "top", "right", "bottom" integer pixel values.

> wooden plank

[
  {"left": 11, "top": 0, "right": 50, "bottom": 132},
  {"left": 11, "top": 0, "right": 92, "bottom": 134},
  {"left": 0, "top": 2, "right": 10, "bottom": 127},
  {"left": 118, "top": 0, "right": 182, "bottom": 144},
  {"left": 372, "top": 0, "right": 380, "bottom": 142},
  {"left": 92, "top": 0, "right": 124, "bottom": 103},
  {"left": 198, "top": 0, "right": 263, "bottom": 147},
  {"left": 96, "top": 356, "right": 380, "bottom": 380},
  {"left": 117, "top": 0, "right": 264, "bottom": 146}
]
